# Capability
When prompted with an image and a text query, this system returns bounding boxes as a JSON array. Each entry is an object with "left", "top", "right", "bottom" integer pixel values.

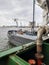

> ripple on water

[{"left": 0, "top": 37, "right": 14, "bottom": 52}]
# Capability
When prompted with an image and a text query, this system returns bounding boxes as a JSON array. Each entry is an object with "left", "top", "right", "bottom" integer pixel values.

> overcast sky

[{"left": 0, "top": 0, "right": 43, "bottom": 26}]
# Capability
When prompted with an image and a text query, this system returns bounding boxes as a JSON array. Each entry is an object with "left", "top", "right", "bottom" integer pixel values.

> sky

[{"left": 0, "top": 0, "right": 43, "bottom": 26}]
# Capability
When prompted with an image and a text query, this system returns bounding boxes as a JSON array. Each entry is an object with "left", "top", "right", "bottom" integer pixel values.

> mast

[{"left": 32, "top": 0, "right": 35, "bottom": 34}]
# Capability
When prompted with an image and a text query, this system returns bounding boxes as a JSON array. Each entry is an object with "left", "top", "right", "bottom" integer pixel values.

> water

[
  {"left": 0, "top": 27, "right": 15, "bottom": 52},
  {"left": 0, "top": 27, "right": 32, "bottom": 52}
]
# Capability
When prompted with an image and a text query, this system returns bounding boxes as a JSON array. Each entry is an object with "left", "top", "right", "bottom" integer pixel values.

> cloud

[
  {"left": 0, "top": 0, "right": 43, "bottom": 26},
  {"left": 35, "top": 5, "right": 43, "bottom": 25},
  {"left": 0, "top": 16, "right": 16, "bottom": 26}
]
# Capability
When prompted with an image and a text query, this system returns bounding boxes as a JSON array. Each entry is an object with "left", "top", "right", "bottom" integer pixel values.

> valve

[{"left": 28, "top": 59, "right": 36, "bottom": 65}]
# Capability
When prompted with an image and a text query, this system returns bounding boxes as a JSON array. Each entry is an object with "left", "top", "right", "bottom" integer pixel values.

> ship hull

[{"left": 8, "top": 30, "right": 37, "bottom": 46}]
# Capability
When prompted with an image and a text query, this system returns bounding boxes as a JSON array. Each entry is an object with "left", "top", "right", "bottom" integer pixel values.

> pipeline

[
  {"left": 36, "top": 27, "right": 46, "bottom": 53},
  {"left": 35, "top": 26, "right": 47, "bottom": 65}
]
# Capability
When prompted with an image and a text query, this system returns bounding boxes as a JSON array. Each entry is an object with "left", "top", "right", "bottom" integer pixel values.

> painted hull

[
  {"left": 0, "top": 42, "right": 49, "bottom": 65},
  {"left": 8, "top": 30, "right": 37, "bottom": 46}
]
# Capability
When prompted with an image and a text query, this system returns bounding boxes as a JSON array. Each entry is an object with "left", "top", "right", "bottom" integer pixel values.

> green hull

[{"left": 0, "top": 39, "right": 49, "bottom": 65}]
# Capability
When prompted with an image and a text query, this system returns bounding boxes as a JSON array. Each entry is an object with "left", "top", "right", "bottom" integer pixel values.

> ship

[
  {"left": 7, "top": 30, "right": 37, "bottom": 46},
  {"left": 1, "top": 0, "right": 49, "bottom": 65},
  {"left": 0, "top": 34, "right": 49, "bottom": 65}
]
